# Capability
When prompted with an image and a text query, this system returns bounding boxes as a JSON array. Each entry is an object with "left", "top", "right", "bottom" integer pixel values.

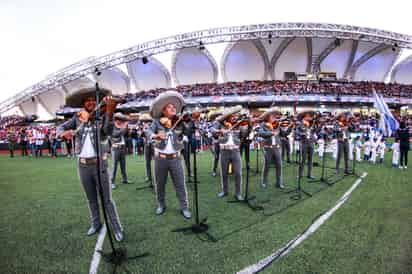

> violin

[
  {"left": 224, "top": 121, "right": 233, "bottom": 129},
  {"left": 303, "top": 119, "right": 312, "bottom": 128},
  {"left": 160, "top": 116, "right": 179, "bottom": 129},
  {"left": 76, "top": 95, "right": 126, "bottom": 122},
  {"left": 265, "top": 120, "right": 279, "bottom": 130},
  {"left": 160, "top": 111, "right": 192, "bottom": 129},
  {"left": 222, "top": 116, "right": 248, "bottom": 131}
]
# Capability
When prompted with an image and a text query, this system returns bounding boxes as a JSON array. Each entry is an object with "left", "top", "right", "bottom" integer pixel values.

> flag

[{"left": 372, "top": 89, "right": 399, "bottom": 136}]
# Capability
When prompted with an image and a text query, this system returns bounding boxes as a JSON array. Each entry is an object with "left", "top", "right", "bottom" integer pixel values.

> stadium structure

[{"left": 1, "top": 22, "right": 412, "bottom": 119}]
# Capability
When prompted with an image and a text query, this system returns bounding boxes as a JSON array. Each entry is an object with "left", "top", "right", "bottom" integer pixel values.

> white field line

[
  {"left": 237, "top": 172, "right": 368, "bottom": 274},
  {"left": 89, "top": 224, "right": 107, "bottom": 274}
]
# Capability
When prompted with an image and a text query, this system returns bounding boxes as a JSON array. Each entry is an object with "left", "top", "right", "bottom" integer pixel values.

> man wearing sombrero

[
  {"left": 139, "top": 113, "right": 154, "bottom": 186},
  {"left": 211, "top": 105, "right": 243, "bottom": 200},
  {"left": 296, "top": 111, "right": 319, "bottom": 179},
  {"left": 110, "top": 113, "right": 131, "bottom": 189},
  {"left": 255, "top": 107, "right": 284, "bottom": 188},
  {"left": 208, "top": 109, "right": 223, "bottom": 177},
  {"left": 57, "top": 87, "right": 124, "bottom": 242},
  {"left": 147, "top": 91, "right": 191, "bottom": 219},
  {"left": 334, "top": 112, "right": 353, "bottom": 174},
  {"left": 279, "top": 117, "right": 293, "bottom": 163}
]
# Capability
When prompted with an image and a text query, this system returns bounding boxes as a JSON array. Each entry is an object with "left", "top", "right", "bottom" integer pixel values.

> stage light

[
  {"left": 199, "top": 41, "right": 205, "bottom": 50},
  {"left": 94, "top": 67, "right": 102, "bottom": 76},
  {"left": 142, "top": 56, "right": 148, "bottom": 64},
  {"left": 268, "top": 33, "right": 272, "bottom": 44},
  {"left": 392, "top": 43, "right": 398, "bottom": 52},
  {"left": 334, "top": 38, "right": 341, "bottom": 47},
  {"left": 31, "top": 96, "right": 35, "bottom": 102}
]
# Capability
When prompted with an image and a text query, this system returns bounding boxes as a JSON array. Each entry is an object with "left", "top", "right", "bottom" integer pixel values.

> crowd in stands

[
  {"left": 127, "top": 80, "right": 412, "bottom": 101},
  {"left": 1, "top": 79, "right": 412, "bottom": 158},
  {"left": 1, "top": 124, "right": 75, "bottom": 158}
]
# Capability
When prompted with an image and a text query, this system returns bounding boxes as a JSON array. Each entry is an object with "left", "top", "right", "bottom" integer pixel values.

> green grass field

[{"left": 0, "top": 150, "right": 411, "bottom": 274}]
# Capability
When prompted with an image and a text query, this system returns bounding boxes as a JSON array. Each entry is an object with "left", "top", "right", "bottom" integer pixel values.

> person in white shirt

[
  {"left": 35, "top": 129, "right": 44, "bottom": 157},
  {"left": 377, "top": 137, "right": 386, "bottom": 164},
  {"left": 391, "top": 140, "right": 400, "bottom": 167},
  {"left": 147, "top": 91, "right": 192, "bottom": 219},
  {"left": 317, "top": 138, "right": 325, "bottom": 158},
  {"left": 363, "top": 137, "right": 371, "bottom": 161},
  {"left": 370, "top": 137, "right": 378, "bottom": 164},
  {"left": 58, "top": 87, "right": 124, "bottom": 242}
]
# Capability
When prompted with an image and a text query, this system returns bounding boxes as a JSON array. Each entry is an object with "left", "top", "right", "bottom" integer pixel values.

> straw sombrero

[
  {"left": 336, "top": 111, "right": 352, "bottom": 121},
  {"left": 216, "top": 106, "right": 242, "bottom": 122},
  {"left": 65, "top": 87, "right": 112, "bottom": 108},
  {"left": 114, "top": 112, "right": 130, "bottom": 121},
  {"left": 149, "top": 91, "right": 185, "bottom": 119},
  {"left": 138, "top": 113, "right": 153, "bottom": 122},
  {"left": 258, "top": 107, "right": 282, "bottom": 121},
  {"left": 208, "top": 109, "right": 224, "bottom": 121},
  {"left": 297, "top": 110, "right": 317, "bottom": 121}
]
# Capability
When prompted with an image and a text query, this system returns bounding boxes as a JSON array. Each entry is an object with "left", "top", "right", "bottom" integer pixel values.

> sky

[{"left": 1, "top": 0, "right": 412, "bottom": 103}]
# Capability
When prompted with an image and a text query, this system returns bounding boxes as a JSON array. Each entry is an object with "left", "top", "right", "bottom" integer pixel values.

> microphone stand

[
  {"left": 172, "top": 121, "right": 216, "bottom": 242},
  {"left": 319, "top": 136, "right": 332, "bottom": 184},
  {"left": 255, "top": 137, "right": 260, "bottom": 174},
  {"left": 287, "top": 142, "right": 312, "bottom": 200},
  {"left": 228, "top": 136, "right": 263, "bottom": 211},
  {"left": 313, "top": 134, "right": 334, "bottom": 186},
  {"left": 93, "top": 73, "right": 148, "bottom": 273}
]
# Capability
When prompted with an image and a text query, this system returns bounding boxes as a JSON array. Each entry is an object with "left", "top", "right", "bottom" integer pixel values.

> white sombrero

[
  {"left": 149, "top": 91, "right": 185, "bottom": 119},
  {"left": 113, "top": 112, "right": 130, "bottom": 121},
  {"left": 258, "top": 107, "right": 282, "bottom": 121},
  {"left": 216, "top": 105, "right": 243, "bottom": 122},
  {"left": 65, "top": 87, "right": 112, "bottom": 108}
]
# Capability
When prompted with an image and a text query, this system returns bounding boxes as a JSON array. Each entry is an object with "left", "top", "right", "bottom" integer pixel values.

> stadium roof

[{"left": 2, "top": 0, "right": 412, "bottom": 119}]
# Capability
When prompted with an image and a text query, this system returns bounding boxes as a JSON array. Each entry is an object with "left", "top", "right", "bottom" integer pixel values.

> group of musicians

[{"left": 57, "top": 88, "right": 354, "bottom": 242}]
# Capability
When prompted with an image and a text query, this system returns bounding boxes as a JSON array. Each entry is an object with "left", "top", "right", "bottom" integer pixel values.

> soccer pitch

[{"left": 0, "top": 151, "right": 411, "bottom": 274}]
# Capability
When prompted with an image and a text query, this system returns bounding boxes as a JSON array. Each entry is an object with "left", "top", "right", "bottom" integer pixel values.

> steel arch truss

[
  {"left": 126, "top": 56, "right": 172, "bottom": 90},
  {"left": 346, "top": 44, "right": 390, "bottom": 80},
  {"left": 171, "top": 47, "right": 218, "bottom": 85},
  {"left": 389, "top": 54, "right": 412, "bottom": 81},
  {"left": 220, "top": 39, "right": 270, "bottom": 82},
  {"left": 2, "top": 22, "right": 412, "bottom": 113}
]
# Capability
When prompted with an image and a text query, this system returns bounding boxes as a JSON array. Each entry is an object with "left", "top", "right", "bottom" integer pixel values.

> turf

[{"left": 0, "top": 150, "right": 411, "bottom": 274}]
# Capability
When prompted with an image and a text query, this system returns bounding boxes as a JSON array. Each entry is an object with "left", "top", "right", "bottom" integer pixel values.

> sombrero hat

[
  {"left": 297, "top": 110, "right": 316, "bottom": 121},
  {"left": 114, "top": 112, "right": 130, "bottom": 121},
  {"left": 258, "top": 107, "right": 282, "bottom": 121},
  {"left": 138, "top": 112, "right": 153, "bottom": 122},
  {"left": 65, "top": 87, "right": 112, "bottom": 108},
  {"left": 216, "top": 106, "right": 242, "bottom": 122},
  {"left": 336, "top": 111, "right": 352, "bottom": 121},
  {"left": 149, "top": 91, "right": 185, "bottom": 119},
  {"left": 208, "top": 109, "right": 224, "bottom": 121}
]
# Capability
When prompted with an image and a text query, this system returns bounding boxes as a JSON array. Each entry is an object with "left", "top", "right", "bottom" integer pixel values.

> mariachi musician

[
  {"left": 334, "top": 112, "right": 354, "bottom": 174},
  {"left": 208, "top": 110, "right": 223, "bottom": 177},
  {"left": 211, "top": 106, "right": 243, "bottom": 201},
  {"left": 57, "top": 87, "right": 124, "bottom": 241},
  {"left": 296, "top": 111, "right": 320, "bottom": 179},
  {"left": 279, "top": 117, "right": 293, "bottom": 163},
  {"left": 181, "top": 107, "right": 206, "bottom": 180},
  {"left": 239, "top": 109, "right": 253, "bottom": 166},
  {"left": 140, "top": 113, "right": 154, "bottom": 186},
  {"left": 147, "top": 91, "right": 191, "bottom": 219},
  {"left": 110, "top": 112, "right": 131, "bottom": 189},
  {"left": 181, "top": 113, "right": 194, "bottom": 180},
  {"left": 255, "top": 108, "right": 284, "bottom": 188}
]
